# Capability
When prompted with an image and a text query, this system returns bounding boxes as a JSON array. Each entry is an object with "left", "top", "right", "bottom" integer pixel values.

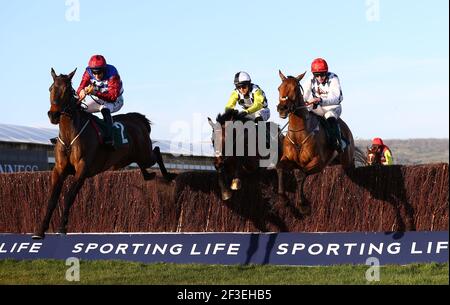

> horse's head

[
  {"left": 277, "top": 70, "right": 307, "bottom": 119},
  {"left": 48, "top": 68, "right": 77, "bottom": 124},
  {"left": 207, "top": 109, "right": 253, "bottom": 160},
  {"left": 367, "top": 145, "right": 382, "bottom": 166},
  {"left": 207, "top": 109, "right": 238, "bottom": 149}
]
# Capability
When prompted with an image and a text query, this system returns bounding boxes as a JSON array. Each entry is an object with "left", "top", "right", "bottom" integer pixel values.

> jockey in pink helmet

[
  {"left": 77, "top": 55, "right": 124, "bottom": 147},
  {"left": 303, "top": 58, "right": 345, "bottom": 153}
]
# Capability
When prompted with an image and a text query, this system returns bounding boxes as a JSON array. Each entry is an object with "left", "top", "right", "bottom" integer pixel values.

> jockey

[
  {"left": 371, "top": 138, "right": 393, "bottom": 165},
  {"left": 225, "top": 72, "right": 271, "bottom": 122},
  {"left": 77, "top": 55, "right": 124, "bottom": 147},
  {"left": 303, "top": 58, "right": 345, "bottom": 153}
]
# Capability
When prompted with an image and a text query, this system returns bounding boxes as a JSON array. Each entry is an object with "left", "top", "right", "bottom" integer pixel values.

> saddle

[
  {"left": 306, "top": 113, "right": 348, "bottom": 150},
  {"left": 89, "top": 115, "right": 130, "bottom": 149}
]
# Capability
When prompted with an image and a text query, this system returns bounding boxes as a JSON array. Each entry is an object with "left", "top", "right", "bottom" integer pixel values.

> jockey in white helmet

[{"left": 225, "top": 71, "right": 270, "bottom": 122}]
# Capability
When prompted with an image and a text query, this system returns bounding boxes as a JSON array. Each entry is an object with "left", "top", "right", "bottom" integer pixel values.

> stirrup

[
  {"left": 335, "top": 139, "right": 346, "bottom": 153},
  {"left": 103, "top": 137, "right": 115, "bottom": 147}
]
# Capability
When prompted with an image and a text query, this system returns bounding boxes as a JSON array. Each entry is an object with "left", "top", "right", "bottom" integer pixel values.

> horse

[
  {"left": 32, "top": 68, "right": 173, "bottom": 239},
  {"left": 276, "top": 71, "right": 357, "bottom": 214},
  {"left": 367, "top": 145, "right": 383, "bottom": 166},
  {"left": 207, "top": 109, "right": 280, "bottom": 201}
]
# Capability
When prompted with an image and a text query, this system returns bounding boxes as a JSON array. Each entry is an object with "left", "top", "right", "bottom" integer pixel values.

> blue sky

[{"left": 0, "top": 0, "right": 448, "bottom": 142}]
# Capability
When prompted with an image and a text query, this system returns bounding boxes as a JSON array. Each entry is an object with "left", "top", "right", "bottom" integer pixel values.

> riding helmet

[{"left": 311, "top": 58, "right": 329, "bottom": 73}]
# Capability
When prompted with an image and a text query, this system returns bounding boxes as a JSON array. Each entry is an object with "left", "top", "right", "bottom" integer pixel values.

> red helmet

[
  {"left": 311, "top": 58, "right": 329, "bottom": 73},
  {"left": 88, "top": 55, "right": 107, "bottom": 69},
  {"left": 372, "top": 138, "right": 384, "bottom": 146}
]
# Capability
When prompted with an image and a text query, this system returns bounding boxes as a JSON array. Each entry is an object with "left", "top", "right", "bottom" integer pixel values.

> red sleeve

[
  {"left": 77, "top": 71, "right": 91, "bottom": 96},
  {"left": 95, "top": 75, "right": 121, "bottom": 102}
]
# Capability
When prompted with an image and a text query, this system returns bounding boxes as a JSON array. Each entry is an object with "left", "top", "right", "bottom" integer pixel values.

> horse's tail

[
  {"left": 354, "top": 146, "right": 367, "bottom": 167},
  {"left": 116, "top": 112, "right": 152, "bottom": 134}
]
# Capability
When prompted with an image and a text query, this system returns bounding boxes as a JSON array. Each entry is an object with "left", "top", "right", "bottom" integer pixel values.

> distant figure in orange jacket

[{"left": 370, "top": 138, "right": 393, "bottom": 165}]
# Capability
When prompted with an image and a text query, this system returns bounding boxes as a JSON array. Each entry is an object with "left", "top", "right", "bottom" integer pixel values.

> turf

[{"left": 0, "top": 260, "right": 448, "bottom": 285}]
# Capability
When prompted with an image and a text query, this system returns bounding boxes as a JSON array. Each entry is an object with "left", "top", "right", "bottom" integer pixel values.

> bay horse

[
  {"left": 208, "top": 109, "right": 280, "bottom": 201},
  {"left": 276, "top": 71, "right": 356, "bottom": 214},
  {"left": 32, "top": 68, "right": 173, "bottom": 239},
  {"left": 367, "top": 146, "right": 382, "bottom": 166}
]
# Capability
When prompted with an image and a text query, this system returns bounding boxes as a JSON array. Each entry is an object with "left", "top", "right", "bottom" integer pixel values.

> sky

[{"left": 0, "top": 0, "right": 448, "bottom": 143}]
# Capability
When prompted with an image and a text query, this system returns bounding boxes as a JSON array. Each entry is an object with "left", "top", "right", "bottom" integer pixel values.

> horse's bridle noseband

[{"left": 280, "top": 80, "right": 307, "bottom": 117}]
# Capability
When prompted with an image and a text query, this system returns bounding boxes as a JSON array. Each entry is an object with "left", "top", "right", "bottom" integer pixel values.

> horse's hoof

[
  {"left": 222, "top": 191, "right": 233, "bottom": 201},
  {"left": 58, "top": 228, "right": 67, "bottom": 235},
  {"left": 143, "top": 172, "right": 156, "bottom": 181},
  {"left": 164, "top": 173, "right": 177, "bottom": 182},
  {"left": 32, "top": 233, "right": 45, "bottom": 240},
  {"left": 299, "top": 205, "right": 312, "bottom": 216},
  {"left": 230, "top": 179, "right": 241, "bottom": 191}
]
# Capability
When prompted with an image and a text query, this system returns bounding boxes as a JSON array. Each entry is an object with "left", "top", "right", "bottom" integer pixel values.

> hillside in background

[{"left": 355, "top": 139, "right": 449, "bottom": 165}]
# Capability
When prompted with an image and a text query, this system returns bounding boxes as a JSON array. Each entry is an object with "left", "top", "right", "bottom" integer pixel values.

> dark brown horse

[
  {"left": 207, "top": 110, "right": 260, "bottom": 201},
  {"left": 32, "top": 68, "right": 173, "bottom": 239},
  {"left": 276, "top": 71, "right": 356, "bottom": 214}
]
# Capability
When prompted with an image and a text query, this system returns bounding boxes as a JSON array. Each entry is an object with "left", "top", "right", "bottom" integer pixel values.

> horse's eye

[{"left": 49, "top": 85, "right": 53, "bottom": 92}]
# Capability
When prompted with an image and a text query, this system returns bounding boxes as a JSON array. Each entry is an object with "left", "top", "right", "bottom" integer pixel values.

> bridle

[
  {"left": 51, "top": 83, "right": 90, "bottom": 154},
  {"left": 280, "top": 79, "right": 314, "bottom": 150}
]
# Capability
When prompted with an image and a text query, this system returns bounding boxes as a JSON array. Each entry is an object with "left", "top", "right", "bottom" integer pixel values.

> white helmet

[{"left": 234, "top": 71, "right": 251, "bottom": 87}]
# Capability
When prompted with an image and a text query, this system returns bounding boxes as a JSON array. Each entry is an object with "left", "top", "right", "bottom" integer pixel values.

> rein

[
  {"left": 57, "top": 120, "right": 90, "bottom": 154},
  {"left": 56, "top": 89, "right": 90, "bottom": 154}
]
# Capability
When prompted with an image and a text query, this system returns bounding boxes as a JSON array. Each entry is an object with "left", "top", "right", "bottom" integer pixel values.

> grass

[{"left": 0, "top": 260, "right": 448, "bottom": 285}]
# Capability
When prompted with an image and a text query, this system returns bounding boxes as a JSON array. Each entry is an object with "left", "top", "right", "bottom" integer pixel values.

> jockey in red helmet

[
  {"left": 371, "top": 138, "right": 393, "bottom": 165},
  {"left": 77, "top": 55, "right": 124, "bottom": 147},
  {"left": 303, "top": 58, "right": 345, "bottom": 153}
]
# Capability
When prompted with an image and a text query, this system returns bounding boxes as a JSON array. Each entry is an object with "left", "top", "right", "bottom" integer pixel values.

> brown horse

[
  {"left": 367, "top": 146, "right": 382, "bottom": 166},
  {"left": 32, "top": 68, "right": 173, "bottom": 239},
  {"left": 276, "top": 71, "right": 356, "bottom": 214}
]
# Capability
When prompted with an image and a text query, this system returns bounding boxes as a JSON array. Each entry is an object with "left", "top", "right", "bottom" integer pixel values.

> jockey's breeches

[{"left": 84, "top": 95, "right": 124, "bottom": 114}]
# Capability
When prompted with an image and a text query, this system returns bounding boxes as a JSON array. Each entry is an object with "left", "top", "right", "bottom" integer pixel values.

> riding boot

[
  {"left": 50, "top": 137, "right": 58, "bottom": 145},
  {"left": 265, "top": 122, "right": 272, "bottom": 148},
  {"left": 255, "top": 117, "right": 271, "bottom": 148},
  {"left": 101, "top": 108, "right": 115, "bottom": 147},
  {"left": 326, "top": 117, "right": 343, "bottom": 153}
]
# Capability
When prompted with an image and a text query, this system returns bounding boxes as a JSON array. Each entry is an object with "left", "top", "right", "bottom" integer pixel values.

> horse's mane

[{"left": 216, "top": 109, "right": 252, "bottom": 125}]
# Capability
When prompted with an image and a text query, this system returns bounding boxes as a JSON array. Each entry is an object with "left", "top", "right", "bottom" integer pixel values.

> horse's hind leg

[
  {"left": 33, "top": 168, "right": 68, "bottom": 239},
  {"left": 139, "top": 166, "right": 156, "bottom": 181},
  {"left": 152, "top": 146, "right": 174, "bottom": 181}
]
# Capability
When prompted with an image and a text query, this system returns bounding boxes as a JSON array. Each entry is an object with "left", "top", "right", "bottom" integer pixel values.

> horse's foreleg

[
  {"left": 218, "top": 167, "right": 232, "bottom": 201},
  {"left": 294, "top": 170, "right": 311, "bottom": 215},
  {"left": 33, "top": 169, "right": 68, "bottom": 239},
  {"left": 58, "top": 165, "right": 87, "bottom": 234},
  {"left": 230, "top": 159, "right": 242, "bottom": 191},
  {"left": 276, "top": 161, "right": 289, "bottom": 205}
]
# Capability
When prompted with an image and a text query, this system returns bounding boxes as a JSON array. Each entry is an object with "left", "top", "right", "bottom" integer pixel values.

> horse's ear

[
  {"left": 68, "top": 68, "right": 77, "bottom": 81},
  {"left": 279, "top": 70, "right": 287, "bottom": 81},
  {"left": 296, "top": 71, "right": 307, "bottom": 81},
  {"left": 51, "top": 68, "right": 57, "bottom": 81},
  {"left": 207, "top": 117, "right": 215, "bottom": 128}
]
